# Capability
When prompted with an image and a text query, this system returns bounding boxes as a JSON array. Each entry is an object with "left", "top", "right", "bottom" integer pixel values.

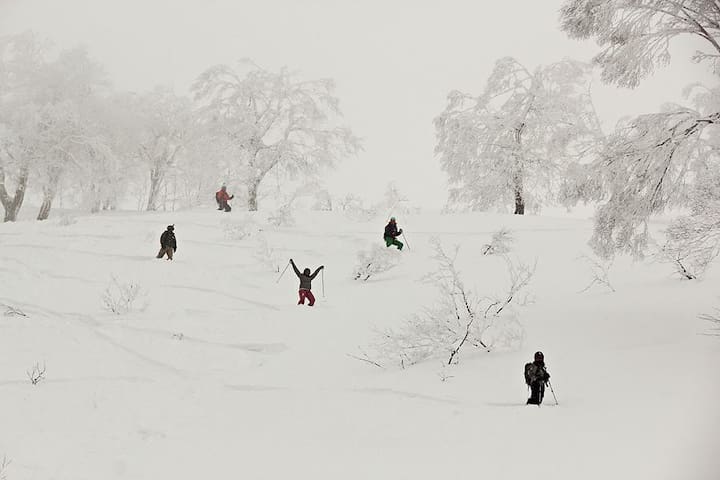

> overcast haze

[{"left": 1, "top": 0, "right": 713, "bottom": 209}]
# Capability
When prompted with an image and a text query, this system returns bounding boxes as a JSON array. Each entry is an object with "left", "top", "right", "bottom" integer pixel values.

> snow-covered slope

[{"left": 1, "top": 209, "right": 718, "bottom": 479}]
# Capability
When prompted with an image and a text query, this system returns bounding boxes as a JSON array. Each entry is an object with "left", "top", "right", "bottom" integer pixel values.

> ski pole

[
  {"left": 548, "top": 380, "right": 559, "bottom": 406},
  {"left": 321, "top": 268, "right": 325, "bottom": 298},
  {"left": 276, "top": 261, "right": 290, "bottom": 283},
  {"left": 402, "top": 232, "right": 410, "bottom": 250}
]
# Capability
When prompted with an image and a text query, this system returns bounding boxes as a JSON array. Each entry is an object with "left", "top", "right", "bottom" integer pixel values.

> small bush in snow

[
  {"left": 267, "top": 202, "right": 295, "bottom": 227},
  {"left": 312, "top": 189, "right": 333, "bottom": 211},
  {"left": 482, "top": 227, "right": 514, "bottom": 255},
  {"left": 58, "top": 214, "right": 78, "bottom": 226},
  {"left": 0, "top": 455, "right": 10, "bottom": 480},
  {"left": 2, "top": 303, "right": 27, "bottom": 317},
  {"left": 102, "top": 276, "right": 146, "bottom": 315},
  {"left": 699, "top": 303, "right": 720, "bottom": 338},
  {"left": 255, "top": 234, "right": 282, "bottom": 273},
  {"left": 578, "top": 254, "right": 615, "bottom": 293},
  {"left": 222, "top": 217, "right": 257, "bottom": 240},
  {"left": 366, "top": 239, "right": 532, "bottom": 368},
  {"left": 27, "top": 362, "right": 46, "bottom": 385},
  {"left": 658, "top": 213, "right": 720, "bottom": 280},
  {"left": 339, "top": 194, "right": 377, "bottom": 222},
  {"left": 353, "top": 245, "right": 401, "bottom": 281}
]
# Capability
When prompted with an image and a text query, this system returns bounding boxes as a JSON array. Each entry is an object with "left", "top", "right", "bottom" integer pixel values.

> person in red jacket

[{"left": 215, "top": 185, "right": 234, "bottom": 212}]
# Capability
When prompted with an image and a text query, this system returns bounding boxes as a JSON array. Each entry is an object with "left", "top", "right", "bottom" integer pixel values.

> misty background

[{"left": 1, "top": 0, "right": 712, "bottom": 209}]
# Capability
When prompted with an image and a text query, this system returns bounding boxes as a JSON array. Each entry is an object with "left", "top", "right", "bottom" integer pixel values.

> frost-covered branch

[
  {"left": 482, "top": 227, "right": 514, "bottom": 255},
  {"left": 578, "top": 254, "right": 616, "bottom": 293},
  {"left": 364, "top": 239, "right": 532, "bottom": 368}
]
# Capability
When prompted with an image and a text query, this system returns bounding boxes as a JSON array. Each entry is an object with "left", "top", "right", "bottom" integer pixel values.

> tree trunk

[
  {"left": 146, "top": 169, "right": 162, "bottom": 211},
  {"left": 37, "top": 195, "right": 53, "bottom": 220},
  {"left": 0, "top": 165, "right": 29, "bottom": 222},
  {"left": 37, "top": 168, "right": 62, "bottom": 220},
  {"left": 247, "top": 177, "right": 261, "bottom": 211},
  {"left": 513, "top": 123, "right": 526, "bottom": 215},
  {"left": 514, "top": 186, "right": 525, "bottom": 215}
]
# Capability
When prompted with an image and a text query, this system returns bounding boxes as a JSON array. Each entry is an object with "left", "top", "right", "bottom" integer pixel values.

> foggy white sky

[{"left": 1, "top": 0, "right": 714, "bottom": 209}]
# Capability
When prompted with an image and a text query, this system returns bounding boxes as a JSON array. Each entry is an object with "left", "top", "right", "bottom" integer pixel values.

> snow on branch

[
  {"left": 26, "top": 361, "right": 46, "bottom": 385},
  {"left": 482, "top": 227, "right": 514, "bottom": 255},
  {"left": 434, "top": 57, "right": 600, "bottom": 214},
  {"left": 363, "top": 239, "right": 533, "bottom": 368},
  {"left": 101, "top": 276, "right": 147, "bottom": 315},
  {"left": 699, "top": 305, "right": 720, "bottom": 336},
  {"left": 353, "top": 245, "right": 401, "bottom": 281},
  {"left": 560, "top": 0, "right": 720, "bottom": 88},
  {"left": 590, "top": 105, "right": 720, "bottom": 258},
  {"left": 578, "top": 254, "right": 616, "bottom": 293}
]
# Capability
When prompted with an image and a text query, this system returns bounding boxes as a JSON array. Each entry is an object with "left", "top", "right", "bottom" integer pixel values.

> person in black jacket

[
  {"left": 383, "top": 217, "right": 403, "bottom": 250},
  {"left": 525, "top": 351, "right": 551, "bottom": 405},
  {"left": 156, "top": 225, "right": 177, "bottom": 260},
  {"left": 290, "top": 258, "right": 323, "bottom": 306}
]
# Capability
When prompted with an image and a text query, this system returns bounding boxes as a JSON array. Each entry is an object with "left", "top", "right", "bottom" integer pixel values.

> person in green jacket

[{"left": 383, "top": 217, "right": 403, "bottom": 250}]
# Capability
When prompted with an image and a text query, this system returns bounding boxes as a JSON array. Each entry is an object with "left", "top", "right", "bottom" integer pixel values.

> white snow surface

[{"left": 1, "top": 209, "right": 718, "bottom": 479}]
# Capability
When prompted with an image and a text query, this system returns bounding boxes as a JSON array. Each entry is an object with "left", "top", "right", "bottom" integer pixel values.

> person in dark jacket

[
  {"left": 156, "top": 225, "right": 177, "bottom": 260},
  {"left": 290, "top": 258, "right": 323, "bottom": 306},
  {"left": 525, "top": 351, "right": 551, "bottom": 405},
  {"left": 383, "top": 216, "right": 403, "bottom": 250},
  {"left": 215, "top": 185, "right": 234, "bottom": 212}
]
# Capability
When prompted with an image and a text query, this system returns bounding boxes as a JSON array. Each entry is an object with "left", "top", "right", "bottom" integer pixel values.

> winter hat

[
  {"left": 390, "top": 216, "right": 396, "bottom": 221},
  {"left": 534, "top": 351, "right": 544, "bottom": 361},
  {"left": 167, "top": 225, "right": 174, "bottom": 231}
]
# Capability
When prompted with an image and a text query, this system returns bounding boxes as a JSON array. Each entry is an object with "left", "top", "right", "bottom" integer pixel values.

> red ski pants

[{"left": 298, "top": 289, "right": 315, "bottom": 306}]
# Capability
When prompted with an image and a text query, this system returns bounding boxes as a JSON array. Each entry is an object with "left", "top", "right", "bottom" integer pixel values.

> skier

[
  {"left": 156, "top": 225, "right": 177, "bottom": 260},
  {"left": 215, "top": 185, "right": 234, "bottom": 212},
  {"left": 383, "top": 216, "right": 403, "bottom": 250},
  {"left": 289, "top": 258, "right": 323, "bottom": 306},
  {"left": 525, "top": 351, "right": 551, "bottom": 405}
]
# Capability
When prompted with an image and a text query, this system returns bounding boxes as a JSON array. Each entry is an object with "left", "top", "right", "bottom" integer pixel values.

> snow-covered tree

[
  {"left": 434, "top": 57, "right": 601, "bottom": 214},
  {"left": 192, "top": 60, "right": 361, "bottom": 211},
  {"left": 560, "top": 2, "right": 720, "bottom": 258},
  {"left": 130, "top": 87, "right": 192, "bottom": 211},
  {"left": 0, "top": 34, "right": 113, "bottom": 220},
  {"left": 560, "top": 0, "right": 720, "bottom": 88},
  {"left": 32, "top": 48, "right": 109, "bottom": 220},
  {"left": 0, "top": 33, "right": 47, "bottom": 221},
  {"left": 589, "top": 87, "right": 720, "bottom": 257}
]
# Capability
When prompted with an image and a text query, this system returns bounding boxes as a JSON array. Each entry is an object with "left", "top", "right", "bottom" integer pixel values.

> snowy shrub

[
  {"left": 578, "top": 254, "right": 615, "bottom": 293},
  {"left": 366, "top": 239, "right": 533, "bottom": 368},
  {"left": 381, "top": 182, "right": 412, "bottom": 215},
  {"left": 353, "top": 245, "right": 401, "bottom": 281},
  {"left": 0, "top": 455, "right": 10, "bottom": 480},
  {"left": 255, "top": 234, "right": 282, "bottom": 273},
  {"left": 658, "top": 197, "right": 720, "bottom": 280},
  {"left": 312, "top": 189, "right": 333, "bottom": 211},
  {"left": 222, "top": 217, "right": 258, "bottom": 240},
  {"left": 102, "top": 276, "right": 146, "bottom": 315},
  {"left": 2, "top": 303, "right": 27, "bottom": 317},
  {"left": 26, "top": 362, "right": 46, "bottom": 385},
  {"left": 339, "top": 194, "right": 377, "bottom": 222},
  {"left": 267, "top": 202, "right": 295, "bottom": 227},
  {"left": 172, "top": 332, "right": 184, "bottom": 340},
  {"left": 57, "top": 214, "right": 78, "bottom": 226},
  {"left": 482, "top": 227, "right": 514, "bottom": 255},
  {"left": 700, "top": 305, "right": 720, "bottom": 337}
]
